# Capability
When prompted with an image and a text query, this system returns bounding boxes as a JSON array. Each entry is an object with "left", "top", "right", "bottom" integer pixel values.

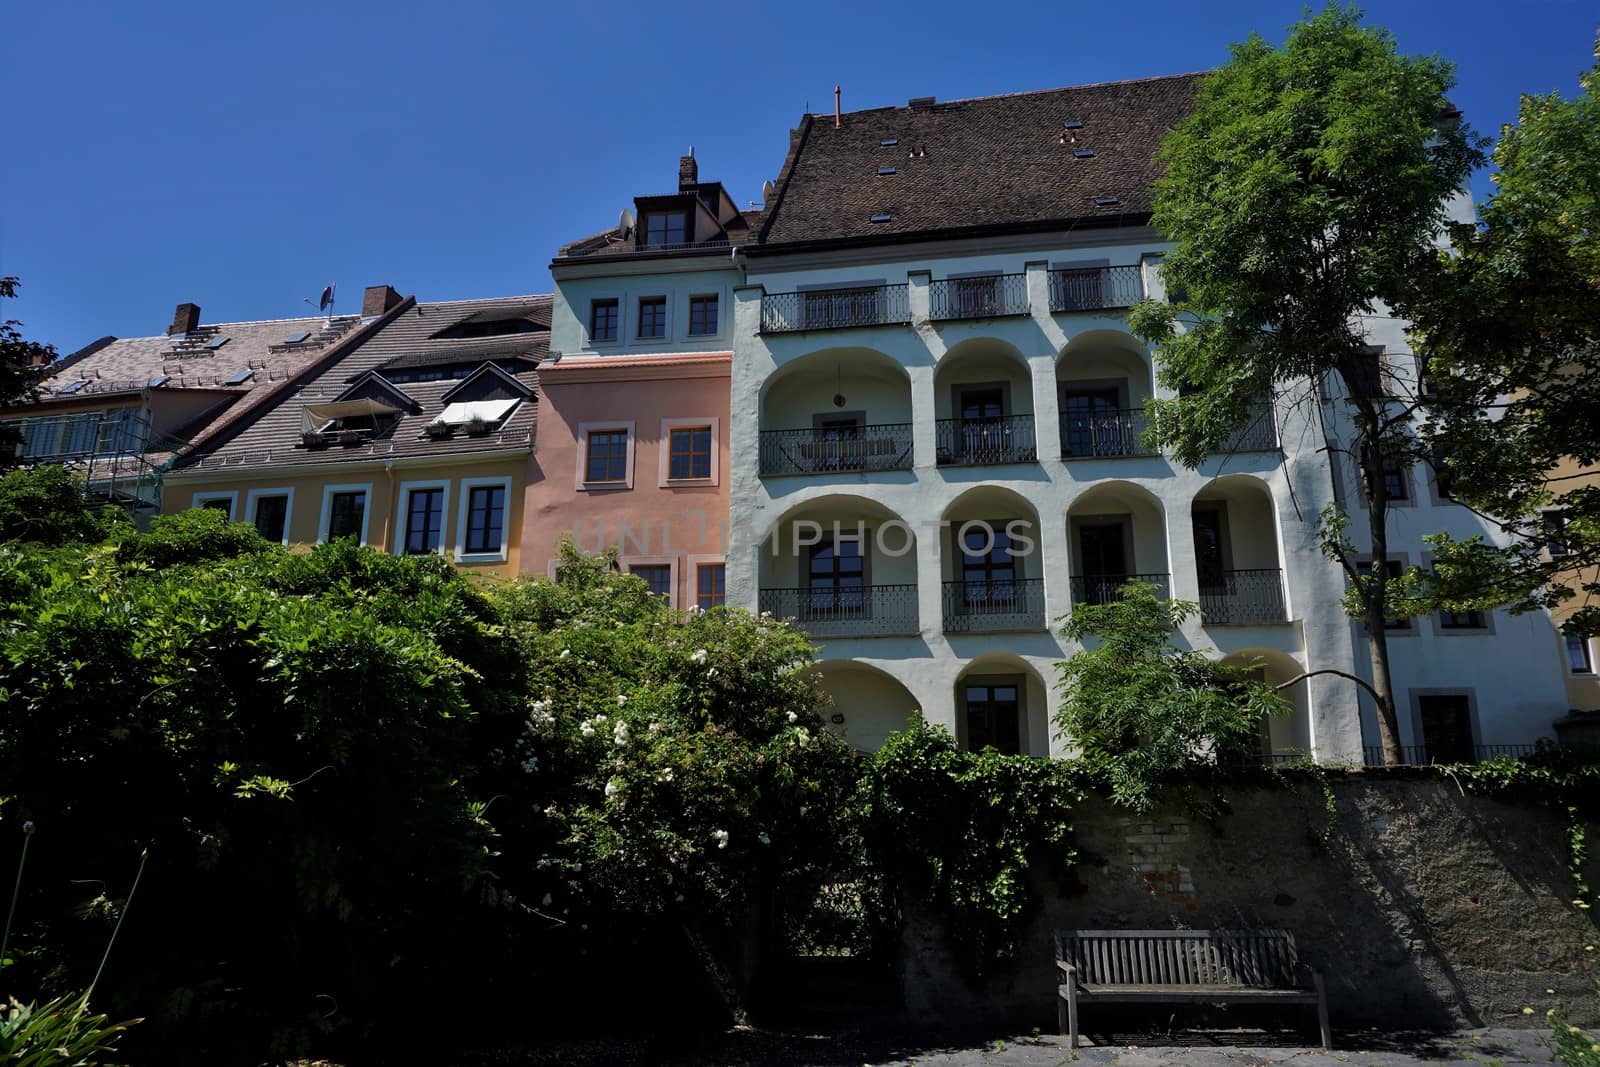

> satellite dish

[
  {"left": 618, "top": 208, "right": 635, "bottom": 237},
  {"left": 762, "top": 180, "right": 777, "bottom": 203},
  {"left": 318, "top": 283, "right": 336, "bottom": 314}
]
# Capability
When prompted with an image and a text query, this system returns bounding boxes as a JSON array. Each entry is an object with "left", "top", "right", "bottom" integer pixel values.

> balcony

[
  {"left": 759, "top": 584, "right": 919, "bottom": 638},
  {"left": 1361, "top": 743, "right": 1547, "bottom": 767},
  {"left": 758, "top": 424, "right": 913, "bottom": 477},
  {"left": 928, "top": 274, "right": 1030, "bottom": 322},
  {"left": 1218, "top": 400, "right": 1280, "bottom": 453},
  {"left": 1198, "top": 569, "right": 1288, "bottom": 625},
  {"left": 1048, "top": 266, "right": 1144, "bottom": 312},
  {"left": 1068, "top": 572, "right": 1172, "bottom": 606},
  {"left": 935, "top": 414, "right": 1037, "bottom": 467},
  {"left": 1060, "top": 408, "right": 1154, "bottom": 459},
  {"left": 942, "top": 578, "right": 1046, "bottom": 633},
  {"left": 760, "top": 284, "right": 911, "bottom": 334}
]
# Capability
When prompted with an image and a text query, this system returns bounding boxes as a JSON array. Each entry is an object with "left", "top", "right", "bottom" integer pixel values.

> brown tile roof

[
  {"left": 755, "top": 72, "right": 1206, "bottom": 249},
  {"left": 172, "top": 294, "right": 549, "bottom": 474},
  {"left": 10, "top": 314, "right": 381, "bottom": 450}
]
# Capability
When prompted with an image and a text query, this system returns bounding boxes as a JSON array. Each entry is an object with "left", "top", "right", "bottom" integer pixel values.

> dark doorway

[{"left": 964, "top": 679, "right": 1022, "bottom": 754}]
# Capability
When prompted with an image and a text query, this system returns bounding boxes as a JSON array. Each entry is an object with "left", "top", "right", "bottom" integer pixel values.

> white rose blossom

[
  {"left": 579, "top": 721, "right": 596, "bottom": 738},
  {"left": 711, "top": 829, "right": 730, "bottom": 850},
  {"left": 613, "top": 721, "right": 631, "bottom": 747},
  {"left": 786, "top": 711, "right": 799, "bottom": 724},
  {"left": 604, "top": 779, "right": 621, "bottom": 798},
  {"left": 689, "top": 649, "right": 709, "bottom": 665},
  {"left": 616, "top": 694, "right": 628, "bottom": 706},
  {"left": 758, "top": 832, "right": 771, "bottom": 846}
]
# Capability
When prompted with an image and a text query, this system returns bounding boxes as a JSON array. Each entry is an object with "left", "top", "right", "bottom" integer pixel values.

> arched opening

[
  {"left": 933, "top": 338, "right": 1036, "bottom": 467},
  {"left": 1221, "top": 647, "right": 1311, "bottom": 761},
  {"left": 1064, "top": 481, "right": 1170, "bottom": 606},
  {"left": 941, "top": 485, "right": 1045, "bottom": 633},
  {"left": 758, "top": 494, "right": 918, "bottom": 638},
  {"left": 1192, "top": 475, "right": 1289, "bottom": 625},
  {"left": 759, "top": 348, "right": 913, "bottom": 477},
  {"left": 807, "top": 661, "right": 920, "bottom": 752},
  {"left": 955, "top": 654, "right": 1052, "bottom": 757},
  {"left": 1056, "top": 330, "right": 1156, "bottom": 459}
]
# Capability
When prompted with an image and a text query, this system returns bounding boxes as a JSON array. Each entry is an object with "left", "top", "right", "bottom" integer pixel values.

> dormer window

[{"left": 644, "top": 211, "right": 687, "bottom": 247}]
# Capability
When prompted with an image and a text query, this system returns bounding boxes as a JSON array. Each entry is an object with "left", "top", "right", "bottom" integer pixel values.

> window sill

[
  {"left": 663, "top": 477, "right": 716, "bottom": 488},
  {"left": 456, "top": 551, "right": 508, "bottom": 565},
  {"left": 579, "top": 480, "right": 632, "bottom": 492}
]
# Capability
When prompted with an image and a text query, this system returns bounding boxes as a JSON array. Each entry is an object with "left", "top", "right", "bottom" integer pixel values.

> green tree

[
  {"left": 1128, "top": 4, "right": 1485, "bottom": 764},
  {"left": 1054, "top": 582, "right": 1286, "bottom": 811},
  {"left": 1410, "top": 38, "right": 1600, "bottom": 636},
  {"left": 0, "top": 464, "right": 104, "bottom": 545},
  {"left": 0, "top": 277, "right": 54, "bottom": 465}
]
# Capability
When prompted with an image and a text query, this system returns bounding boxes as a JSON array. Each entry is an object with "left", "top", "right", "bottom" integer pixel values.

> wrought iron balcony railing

[
  {"left": 1060, "top": 408, "right": 1154, "bottom": 458},
  {"left": 1198, "top": 568, "right": 1289, "bottom": 625},
  {"left": 941, "top": 578, "right": 1046, "bottom": 633},
  {"left": 928, "top": 274, "right": 1030, "bottom": 321},
  {"left": 1362, "top": 743, "right": 1547, "bottom": 767},
  {"left": 1048, "top": 266, "right": 1145, "bottom": 312},
  {"left": 758, "top": 584, "right": 919, "bottom": 638},
  {"left": 934, "top": 414, "right": 1037, "bottom": 467},
  {"left": 1068, "top": 572, "right": 1172, "bottom": 606},
  {"left": 760, "top": 284, "right": 911, "bottom": 334},
  {"left": 758, "top": 424, "right": 913, "bottom": 477},
  {"left": 1218, "top": 400, "right": 1280, "bottom": 453}
]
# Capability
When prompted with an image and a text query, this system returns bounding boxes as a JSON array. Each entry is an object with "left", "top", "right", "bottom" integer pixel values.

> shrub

[
  {"left": 110, "top": 506, "right": 273, "bottom": 567},
  {"left": 0, "top": 465, "right": 104, "bottom": 546},
  {"left": 1055, "top": 581, "right": 1286, "bottom": 811}
]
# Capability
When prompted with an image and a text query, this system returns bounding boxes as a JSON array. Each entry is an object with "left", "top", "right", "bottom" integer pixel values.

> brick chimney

[
  {"left": 678, "top": 150, "right": 698, "bottom": 192},
  {"left": 168, "top": 302, "right": 201, "bottom": 336},
  {"left": 362, "top": 285, "right": 402, "bottom": 317}
]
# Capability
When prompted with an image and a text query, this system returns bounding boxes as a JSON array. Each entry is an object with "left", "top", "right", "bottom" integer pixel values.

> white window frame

[
  {"left": 635, "top": 293, "right": 672, "bottom": 342},
  {"left": 1567, "top": 634, "right": 1596, "bottom": 676},
  {"left": 395, "top": 479, "right": 451, "bottom": 557},
  {"left": 576, "top": 420, "right": 637, "bottom": 491},
  {"left": 687, "top": 554, "right": 727, "bottom": 610},
  {"left": 456, "top": 475, "right": 513, "bottom": 563},
  {"left": 586, "top": 293, "right": 623, "bottom": 348},
  {"left": 191, "top": 489, "right": 239, "bottom": 519},
  {"left": 658, "top": 416, "right": 720, "bottom": 487},
  {"left": 318, "top": 482, "right": 374, "bottom": 546},
  {"left": 244, "top": 487, "right": 295, "bottom": 546},
  {"left": 621, "top": 555, "right": 679, "bottom": 607}
]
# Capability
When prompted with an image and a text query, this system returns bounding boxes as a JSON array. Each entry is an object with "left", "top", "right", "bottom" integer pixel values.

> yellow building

[
  {"left": 1547, "top": 454, "right": 1600, "bottom": 712},
  {"left": 162, "top": 287, "right": 545, "bottom": 580}
]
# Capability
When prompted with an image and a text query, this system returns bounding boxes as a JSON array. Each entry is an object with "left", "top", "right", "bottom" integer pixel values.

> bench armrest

[{"left": 1056, "top": 959, "right": 1077, "bottom": 985}]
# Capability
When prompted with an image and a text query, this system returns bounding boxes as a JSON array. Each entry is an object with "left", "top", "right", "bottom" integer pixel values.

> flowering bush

[{"left": 488, "top": 542, "right": 858, "bottom": 1017}]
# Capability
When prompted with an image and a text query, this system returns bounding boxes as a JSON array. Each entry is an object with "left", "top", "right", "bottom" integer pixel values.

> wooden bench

[{"left": 1055, "top": 929, "right": 1330, "bottom": 1050}]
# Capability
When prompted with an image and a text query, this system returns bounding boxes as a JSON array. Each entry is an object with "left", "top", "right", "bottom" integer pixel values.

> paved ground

[{"left": 444, "top": 1027, "right": 1564, "bottom": 1066}]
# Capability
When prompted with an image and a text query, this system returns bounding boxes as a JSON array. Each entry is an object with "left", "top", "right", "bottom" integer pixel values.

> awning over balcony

[
  {"left": 430, "top": 398, "right": 519, "bottom": 428},
  {"left": 301, "top": 398, "right": 402, "bottom": 434}
]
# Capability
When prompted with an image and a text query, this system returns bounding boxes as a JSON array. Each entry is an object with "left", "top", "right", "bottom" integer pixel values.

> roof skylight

[
  {"left": 205, "top": 336, "right": 230, "bottom": 350},
  {"left": 284, "top": 331, "right": 311, "bottom": 345},
  {"left": 877, "top": 166, "right": 897, "bottom": 176},
  {"left": 869, "top": 212, "right": 892, "bottom": 223},
  {"left": 1094, "top": 196, "right": 1120, "bottom": 207},
  {"left": 1063, "top": 120, "right": 1084, "bottom": 130},
  {"left": 226, "top": 369, "right": 255, "bottom": 385},
  {"left": 1074, "top": 149, "right": 1096, "bottom": 159},
  {"left": 147, "top": 374, "right": 171, "bottom": 388},
  {"left": 880, "top": 139, "right": 898, "bottom": 147},
  {"left": 58, "top": 380, "right": 88, "bottom": 395}
]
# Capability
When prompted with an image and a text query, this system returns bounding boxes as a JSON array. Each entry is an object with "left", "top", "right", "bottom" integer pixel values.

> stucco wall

[{"left": 901, "top": 778, "right": 1599, "bottom": 1031}]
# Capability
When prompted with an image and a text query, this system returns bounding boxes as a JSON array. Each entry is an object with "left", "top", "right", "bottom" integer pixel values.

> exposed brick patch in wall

[{"left": 1120, "top": 816, "right": 1197, "bottom": 912}]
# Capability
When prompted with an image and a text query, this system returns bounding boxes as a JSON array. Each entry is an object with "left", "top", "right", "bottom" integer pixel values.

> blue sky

[{"left": 3, "top": 1, "right": 1595, "bottom": 353}]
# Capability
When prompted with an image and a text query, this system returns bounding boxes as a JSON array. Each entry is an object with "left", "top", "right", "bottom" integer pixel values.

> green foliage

[
  {"left": 0, "top": 278, "right": 53, "bottom": 468},
  {"left": 1411, "top": 39, "right": 1600, "bottom": 634},
  {"left": 1055, "top": 581, "right": 1287, "bottom": 811},
  {"left": 0, "top": 992, "right": 138, "bottom": 1066},
  {"left": 492, "top": 541, "right": 855, "bottom": 937},
  {"left": 110, "top": 506, "right": 274, "bottom": 567},
  {"left": 0, "top": 466, "right": 104, "bottom": 546},
  {"left": 854, "top": 717, "right": 1083, "bottom": 975}
]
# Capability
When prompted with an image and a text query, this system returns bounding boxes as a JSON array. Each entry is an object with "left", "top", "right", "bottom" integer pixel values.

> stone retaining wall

[{"left": 901, "top": 777, "right": 1599, "bottom": 1030}]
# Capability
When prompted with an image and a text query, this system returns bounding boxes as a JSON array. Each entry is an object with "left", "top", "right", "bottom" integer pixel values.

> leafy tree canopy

[{"left": 0, "top": 277, "right": 54, "bottom": 465}]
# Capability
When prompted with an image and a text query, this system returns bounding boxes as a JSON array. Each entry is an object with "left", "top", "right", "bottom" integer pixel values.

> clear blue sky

[{"left": 3, "top": 1, "right": 1595, "bottom": 353}]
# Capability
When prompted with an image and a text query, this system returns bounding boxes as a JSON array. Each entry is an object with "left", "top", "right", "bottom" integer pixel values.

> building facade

[
  {"left": 725, "top": 76, "right": 1573, "bottom": 761},
  {"left": 531, "top": 153, "right": 751, "bottom": 608}
]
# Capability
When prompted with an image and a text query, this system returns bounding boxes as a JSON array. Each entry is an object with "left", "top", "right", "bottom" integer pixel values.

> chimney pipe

[
  {"left": 834, "top": 85, "right": 841, "bottom": 129},
  {"left": 678, "top": 149, "right": 698, "bottom": 191},
  {"left": 361, "top": 284, "right": 403, "bottom": 317},
  {"left": 168, "top": 302, "right": 201, "bottom": 336}
]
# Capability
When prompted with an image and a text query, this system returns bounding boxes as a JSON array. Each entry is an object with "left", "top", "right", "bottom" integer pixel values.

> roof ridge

[{"left": 814, "top": 69, "right": 1212, "bottom": 118}]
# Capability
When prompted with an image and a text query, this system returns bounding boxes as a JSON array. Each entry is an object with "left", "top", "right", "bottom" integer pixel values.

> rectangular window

[
  {"left": 807, "top": 538, "right": 865, "bottom": 618},
  {"left": 589, "top": 299, "right": 618, "bottom": 342},
  {"left": 1437, "top": 608, "right": 1485, "bottom": 630},
  {"left": 637, "top": 297, "right": 667, "bottom": 339},
  {"left": 1350, "top": 346, "right": 1385, "bottom": 400},
  {"left": 669, "top": 425, "right": 712, "bottom": 479},
  {"left": 252, "top": 494, "right": 289, "bottom": 543},
  {"left": 697, "top": 563, "right": 726, "bottom": 610},
  {"left": 1431, "top": 448, "right": 1455, "bottom": 500},
  {"left": 464, "top": 484, "right": 506, "bottom": 555},
  {"left": 1356, "top": 559, "right": 1411, "bottom": 630},
  {"left": 630, "top": 564, "right": 673, "bottom": 600},
  {"left": 960, "top": 523, "right": 1018, "bottom": 612},
  {"left": 585, "top": 430, "right": 630, "bottom": 483},
  {"left": 1545, "top": 511, "right": 1572, "bottom": 557},
  {"left": 644, "top": 211, "right": 686, "bottom": 246},
  {"left": 328, "top": 491, "right": 366, "bottom": 541},
  {"left": 1417, "top": 694, "right": 1474, "bottom": 764},
  {"left": 199, "top": 497, "right": 234, "bottom": 518},
  {"left": 688, "top": 294, "right": 718, "bottom": 336},
  {"left": 1568, "top": 634, "right": 1594, "bottom": 675},
  {"left": 964, "top": 680, "right": 1021, "bottom": 755},
  {"left": 404, "top": 487, "right": 446, "bottom": 555},
  {"left": 1362, "top": 443, "right": 1409, "bottom": 501}
]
